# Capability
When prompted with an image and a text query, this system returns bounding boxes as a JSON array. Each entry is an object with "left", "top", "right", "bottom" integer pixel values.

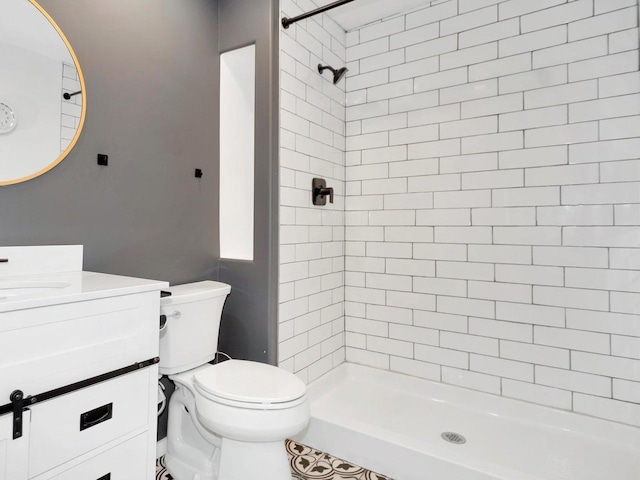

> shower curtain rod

[{"left": 282, "top": 0, "right": 355, "bottom": 29}]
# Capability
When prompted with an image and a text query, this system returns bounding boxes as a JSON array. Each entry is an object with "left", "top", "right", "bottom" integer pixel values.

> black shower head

[
  {"left": 333, "top": 66, "right": 348, "bottom": 84},
  {"left": 318, "top": 64, "right": 348, "bottom": 85}
]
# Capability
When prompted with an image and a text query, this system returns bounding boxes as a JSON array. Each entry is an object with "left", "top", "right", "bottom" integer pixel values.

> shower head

[
  {"left": 318, "top": 64, "right": 348, "bottom": 85},
  {"left": 333, "top": 66, "right": 348, "bottom": 84}
]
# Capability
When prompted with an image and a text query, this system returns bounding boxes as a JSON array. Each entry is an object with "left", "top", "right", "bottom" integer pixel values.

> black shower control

[
  {"left": 97, "top": 154, "right": 108, "bottom": 166},
  {"left": 312, "top": 178, "right": 334, "bottom": 206},
  {"left": 195, "top": 169, "right": 203, "bottom": 178}
]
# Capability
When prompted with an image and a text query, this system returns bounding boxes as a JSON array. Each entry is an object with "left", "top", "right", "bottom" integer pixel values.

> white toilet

[{"left": 159, "top": 281, "right": 309, "bottom": 480}]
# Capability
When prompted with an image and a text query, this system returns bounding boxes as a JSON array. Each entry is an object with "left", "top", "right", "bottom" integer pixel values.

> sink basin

[{"left": 0, "top": 281, "right": 71, "bottom": 299}]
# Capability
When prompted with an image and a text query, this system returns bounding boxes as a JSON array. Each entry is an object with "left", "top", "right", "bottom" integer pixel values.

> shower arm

[
  {"left": 318, "top": 65, "right": 337, "bottom": 75},
  {"left": 282, "top": 0, "right": 355, "bottom": 29}
]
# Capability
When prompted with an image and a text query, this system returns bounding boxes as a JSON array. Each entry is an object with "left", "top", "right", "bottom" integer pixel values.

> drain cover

[{"left": 441, "top": 432, "right": 467, "bottom": 444}]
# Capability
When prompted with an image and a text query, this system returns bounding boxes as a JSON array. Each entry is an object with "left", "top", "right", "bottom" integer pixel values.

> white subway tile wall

[
  {"left": 341, "top": 0, "right": 640, "bottom": 427},
  {"left": 279, "top": 0, "right": 347, "bottom": 383}
]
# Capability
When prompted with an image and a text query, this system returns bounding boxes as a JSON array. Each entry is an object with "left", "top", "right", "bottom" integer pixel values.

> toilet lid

[{"left": 193, "top": 360, "right": 306, "bottom": 405}]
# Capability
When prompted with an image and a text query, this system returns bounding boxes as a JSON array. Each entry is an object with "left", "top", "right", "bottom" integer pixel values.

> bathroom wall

[
  {"left": 0, "top": 0, "right": 221, "bottom": 285},
  {"left": 278, "top": 0, "right": 347, "bottom": 382},
  {"left": 343, "top": 0, "right": 640, "bottom": 426},
  {"left": 0, "top": 0, "right": 280, "bottom": 365},
  {"left": 217, "top": 0, "right": 281, "bottom": 364}
]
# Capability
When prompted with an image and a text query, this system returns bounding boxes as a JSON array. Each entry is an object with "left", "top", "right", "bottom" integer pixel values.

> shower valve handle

[
  {"left": 315, "top": 186, "right": 334, "bottom": 203},
  {"left": 312, "top": 178, "right": 333, "bottom": 206}
]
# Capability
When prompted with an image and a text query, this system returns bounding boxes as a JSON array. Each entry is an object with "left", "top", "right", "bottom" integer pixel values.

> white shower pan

[{"left": 294, "top": 363, "right": 640, "bottom": 480}]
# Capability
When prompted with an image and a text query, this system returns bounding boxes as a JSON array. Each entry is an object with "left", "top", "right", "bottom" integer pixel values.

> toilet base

[
  {"left": 166, "top": 450, "right": 220, "bottom": 480},
  {"left": 165, "top": 383, "right": 221, "bottom": 480},
  {"left": 165, "top": 381, "right": 296, "bottom": 480},
  {"left": 218, "top": 438, "right": 291, "bottom": 480},
  {"left": 166, "top": 439, "right": 291, "bottom": 480}
]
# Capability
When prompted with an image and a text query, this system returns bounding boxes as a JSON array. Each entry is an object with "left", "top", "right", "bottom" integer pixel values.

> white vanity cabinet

[{"left": 0, "top": 249, "right": 168, "bottom": 480}]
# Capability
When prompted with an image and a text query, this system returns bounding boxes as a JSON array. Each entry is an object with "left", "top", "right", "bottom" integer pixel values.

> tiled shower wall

[
  {"left": 278, "top": 0, "right": 346, "bottom": 382},
  {"left": 343, "top": 0, "right": 640, "bottom": 426}
]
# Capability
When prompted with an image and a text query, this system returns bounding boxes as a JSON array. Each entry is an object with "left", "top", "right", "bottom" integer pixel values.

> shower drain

[{"left": 441, "top": 432, "right": 467, "bottom": 444}]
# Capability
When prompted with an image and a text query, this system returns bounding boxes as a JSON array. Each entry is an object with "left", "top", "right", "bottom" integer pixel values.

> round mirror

[{"left": 0, "top": 0, "right": 86, "bottom": 186}]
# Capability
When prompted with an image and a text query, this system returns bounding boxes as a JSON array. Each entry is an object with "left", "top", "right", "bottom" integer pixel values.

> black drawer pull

[
  {"left": 80, "top": 402, "right": 113, "bottom": 431},
  {"left": 97, "top": 474, "right": 110, "bottom": 480}
]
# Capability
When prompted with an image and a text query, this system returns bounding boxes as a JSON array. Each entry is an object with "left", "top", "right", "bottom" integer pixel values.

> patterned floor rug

[{"left": 155, "top": 440, "right": 392, "bottom": 480}]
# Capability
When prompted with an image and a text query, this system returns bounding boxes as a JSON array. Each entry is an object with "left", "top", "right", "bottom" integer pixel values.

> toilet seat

[{"left": 193, "top": 360, "right": 306, "bottom": 410}]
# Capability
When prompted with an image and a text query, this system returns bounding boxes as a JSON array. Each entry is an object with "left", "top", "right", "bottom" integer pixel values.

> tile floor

[
  {"left": 155, "top": 440, "right": 392, "bottom": 480},
  {"left": 287, "top": 440, "right": 392, "bottom": 480}
]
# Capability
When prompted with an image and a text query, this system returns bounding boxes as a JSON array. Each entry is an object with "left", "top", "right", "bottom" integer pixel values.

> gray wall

[
  {"left": 0, "top": 0, "right": 220, "bottom": 284},
  {"left": 217, "top": 0, "right": 280, "bottom": 365},
  {"left": 0, "top": 0, "right": 279, "bottom": 364}
]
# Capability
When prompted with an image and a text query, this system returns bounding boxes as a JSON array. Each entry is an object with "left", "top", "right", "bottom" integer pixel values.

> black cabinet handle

[
  {"left": 80, "top": 402, "right": 113, "bottom": 431},
  {"left": 97, "top": 474, "right": 111, "bottom": 480}
]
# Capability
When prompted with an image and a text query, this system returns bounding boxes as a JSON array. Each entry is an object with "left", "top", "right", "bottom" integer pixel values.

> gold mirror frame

[{"left": 0, "top": 0, "right": 87, "bottom": 186}]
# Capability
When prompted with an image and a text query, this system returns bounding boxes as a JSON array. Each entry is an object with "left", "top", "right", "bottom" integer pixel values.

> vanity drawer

[
  {"left": 29, "top": 368, "right": 151, "bottom": 478},
  {"left": 0, "top": 292, "right": 159, "bottom": 403},
  {"left": 46, "top": 432, "right": 149, "bottom": 480}
]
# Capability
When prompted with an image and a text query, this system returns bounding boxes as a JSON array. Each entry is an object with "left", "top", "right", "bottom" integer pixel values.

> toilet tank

[{"left": 159, "top": 281, "right": 231, "bottom": 375}]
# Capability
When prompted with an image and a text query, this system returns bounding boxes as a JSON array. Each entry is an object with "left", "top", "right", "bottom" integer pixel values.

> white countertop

[{"left": 0, "top": 271, "right": 169, "bottom": 313}]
